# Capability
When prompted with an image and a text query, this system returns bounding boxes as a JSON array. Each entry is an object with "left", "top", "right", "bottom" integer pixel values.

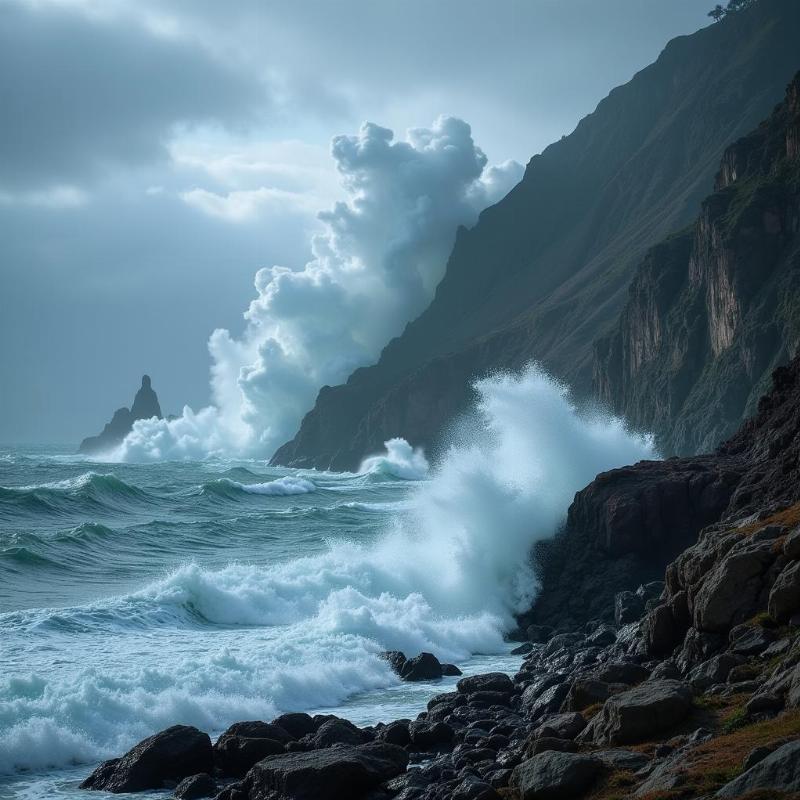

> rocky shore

[{"left": 79, "top": 358, "right": 800, "bottom": 799}]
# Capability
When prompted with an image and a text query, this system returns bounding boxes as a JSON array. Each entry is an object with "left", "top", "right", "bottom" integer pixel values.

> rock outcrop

[
  {"left": 79, "top": 375, "right": 162, "bottom": 454},
  {"left": 594, "top": 69, "right": 800, "bottom": 457},
  {"left": 274, "top": 0, "right": 800, "bottom": 471}
]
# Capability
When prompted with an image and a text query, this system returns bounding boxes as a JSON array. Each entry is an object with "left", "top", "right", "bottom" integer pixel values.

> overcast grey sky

[{"left": 0, "top": 0, "right": 711, "bottom": 445}]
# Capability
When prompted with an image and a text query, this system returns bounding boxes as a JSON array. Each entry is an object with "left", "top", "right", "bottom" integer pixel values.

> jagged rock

[
  {"left": 535, "top": 713, "right": 586, "bottom": 740},
  {"left": 729, "top": 623, "right": 777, "bottom": 656},
  {"left": 562, "top": 679, "right": 611, "bottom": 712},
  {"left": 240, "top": 742, "right": 408, "bottom": 800},
  {"left": 586, "top": 625, "right": 617, "bottom": 647},
  {"left": 408, "top": 721, "right": 453, "bottom": 749},
  {"left": 615, "top": 591, "right": 645, "bottom": 626},
  {"left": 692, "top": 541, "right": 777, "bottom": 632},
  {"left": 593, "top": 680, "right": 693, "bottom": 745},
  {"left": 451, "top": 776, "right": 501, "bottom": 800},
  {"left": 401, "top": 652, "right": 443, "bottom": 681},
  {"left": 174, "top": 773, "right": 216, "bottom": 800},
  {"left": 716, "top": 740, "right": 800, "bottom": 797},
  {"left": 381, "top": 650, "right": 407, "bottom": 676},
  {"left": 648, "top": 660, "right": 680, "bottom": 681},
  {"left": 80, "top": 725, "right": 212, "bottom": 793},
  {"left": 769, "top": 560, "right": 800, "bottom": 622},
  {"left": 687, "top": 654, "right": 744, "bottom": 691},
  {"left": 79, "top": 375, "right": 163, "bottom": 454},
  {"left": 510, "top": 751, "right": 603, "bottom": 800}
]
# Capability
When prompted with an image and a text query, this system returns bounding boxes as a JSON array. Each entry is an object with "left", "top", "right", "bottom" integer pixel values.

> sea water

[{"left": 0, "top": 366, "right": 656, "bottom": 800}]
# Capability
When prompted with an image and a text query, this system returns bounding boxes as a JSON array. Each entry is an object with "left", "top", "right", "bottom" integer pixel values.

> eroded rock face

[{"left": 80, "top": 725, "right": 212, "bottom": 793}]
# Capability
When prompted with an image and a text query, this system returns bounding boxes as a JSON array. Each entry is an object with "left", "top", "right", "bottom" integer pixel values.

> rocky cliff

[
  {"left": 595, "top": 70, "right": 800, "bottom": 456},
  {"left": 274, "top": 0, "right": 800, "bottom": 470},
  {"left": 529, "top": 350, "right": 800, "bottom": 634},
  {"left": 79, "top": 375, "right": 162, "bottom": 454}
]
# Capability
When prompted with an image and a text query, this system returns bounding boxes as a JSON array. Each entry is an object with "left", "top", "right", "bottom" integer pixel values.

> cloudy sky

[{"left": 0, "top": 0, "right": 710, "bottom": 445}]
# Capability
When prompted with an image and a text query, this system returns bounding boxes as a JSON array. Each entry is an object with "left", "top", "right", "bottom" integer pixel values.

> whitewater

[{"left": 0, "top": 366, "right": 655, "bottom": 800}]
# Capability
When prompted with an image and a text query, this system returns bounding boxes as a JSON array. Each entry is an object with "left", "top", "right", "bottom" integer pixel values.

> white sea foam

[
  {"left": 0, "top": 364, "right": 655, "bottom": 775},
  {"left": 228, "top": 476, "right": 316, "bottom": 496},
  {"left": 360, "top": 438, "right": 430, "bottom": 481}
]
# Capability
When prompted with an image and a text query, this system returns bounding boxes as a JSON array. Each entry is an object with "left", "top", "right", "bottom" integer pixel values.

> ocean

[{"left": 0, "top": 367, "right": 657, "bottom": 800}]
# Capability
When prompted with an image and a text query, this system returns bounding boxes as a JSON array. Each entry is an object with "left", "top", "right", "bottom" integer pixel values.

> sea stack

[{"left": 79, "top": 375, "right": 162, "bottom": 454}]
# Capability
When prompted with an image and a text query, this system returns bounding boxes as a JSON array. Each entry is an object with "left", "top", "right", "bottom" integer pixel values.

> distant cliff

[
  {"left": 274, "top": 0, "right": 800, "bottom": 470},
  {"left": 79, "top": 375, "right": 162, "bottom": 454},
  {"left": 594, "top": 71, "right": 800, "bottom": 456}
]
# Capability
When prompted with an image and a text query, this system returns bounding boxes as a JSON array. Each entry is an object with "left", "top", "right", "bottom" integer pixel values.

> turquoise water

[{"left": 0, "top": 445, "right": 517, "bottom": 800}]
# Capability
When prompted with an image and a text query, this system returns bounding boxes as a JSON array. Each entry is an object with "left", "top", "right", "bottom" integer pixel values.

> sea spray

[{"left": 0, "top": 365, "right": 655, "bottom": 776}]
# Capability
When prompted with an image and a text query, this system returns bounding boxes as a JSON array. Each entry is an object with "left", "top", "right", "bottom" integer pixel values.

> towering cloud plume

[{"left": 117, "top": 117, "right": 523, "bottom": 461}]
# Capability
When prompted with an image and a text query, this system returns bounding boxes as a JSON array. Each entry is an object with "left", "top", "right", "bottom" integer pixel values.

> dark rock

[
  {"left": 381, "top": 651, "right": 407, "bottom": 676},
  {"left": 451, "top": 776, "right": 501, "bottom": 800},
  {"left": 784, "top": 527, "right": 800, "bottom": 559},
  {"left": 457, "top": 673, "right": 514, "bottom": 695},
  {"left": 648, "top": 660, "right": 680, "bottom": 681},
  {"left": 561, "top": 679, "right": 611, "bottom": 712},
  {"left": 241, "top": 742, "right": 408, "bottom": 800},
  {"left": 593, "top": 680, "right": 693, "bottom": 745},
  {"left": 378, "top": 720, "right": 411, "bottom": 747},
  {"left": 401, "top": 653, "right": 443, "bottom": 682},
  {"left": 687, "top": 654, "right": 744, "bottom": 691},
  {"left": 594, "top": 662, "right": 650, "bottom": 685},
  {"left": 593, "top": 748, "right": 649, "bottom": 772},
  {"left": 272, "top": 713, "right": 317, "bottom": 739},
  {"left": 526, "top": 625, "right": 553, "bottom": 644},
  {"left": 745, "top": 692, "right": 784, "bottom": 716},
  {"left": 729, "top": 624, "right": 777, "bottom": 656},
  {"left": 442, "top": 663, "right": 463, "bottom": 676},
  {"left": 525, "top": 683, "right": 570, "bottom": 721},
  {"left": 80, "top": 375, "right": 163, "bottom": 454},
  {"left": 174, "top": 773, "right": 216, "bottom": 800},
  {"left": 586, "top": 625, "right": 617, "bottom": 647},
  {"left": 535, "top": 713, "right": 585, "bottom": 740},
  {"left": 511, "top": 643, "right": 534, "bottom": 656},
  {"left": 510, "top": 751, "right": 602, "bottom": 800},
  {"left": 80, "top": 725, "right": 212, "bottom": 793},
  {"left": 717, "top": 740, "right": 800, "bottom": 797},
  {"left": 409, "top": 721, "right": 454, "bottom": 750},
  {"left": 769, "top": 560, "right": 800, "bottom": 622},
  {"left": 615, "top": 592, "right": 645, "bottom": 626},
  {"left": 743, "top": 746, "right": 775, "bottom": 771},
  {"left": 214, "top": 736, "right": 285, "bottom": 778},
  {"left": 309, "top": 718, "right": 370, "bottom": 749}
]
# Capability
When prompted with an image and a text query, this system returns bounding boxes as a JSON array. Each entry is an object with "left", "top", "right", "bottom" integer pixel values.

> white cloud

[
  {"left": 118, "top": 116, "right": 523, "bottom": 461},
  {"left": 0, "top": 184, "right": 88, "bottom": 209},
  {"left": 180, "top": 186, "right": 318, "bottom": 223}
]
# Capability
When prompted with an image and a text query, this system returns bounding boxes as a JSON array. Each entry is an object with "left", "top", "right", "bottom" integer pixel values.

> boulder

[
  {"left": 535, "top": 712, "right": 586, "bottom": 740},
  {"left": 716, "top": 740, "right": 800, "bottom": 797},
  {"left": 594, "top": 662, "right": 650, "bottom": 685},
  {"left": 510, "top": 751, "right": 603, "bottom": 800},
  {"left": 593, "top": 680, "right": 693, "bottom": 745},
  {"left": 687, "top": 654, "right": 744, "bottom": 691},
  {"left": 80, "top": 725, "right": 213, "bottom": 793},
  {"left": 457, "top": 673, "right": 514, "bottom": 695},
  {"left": 561, "top": 679, "right": 611, "bottom": 712},
  {"left": 769, "top": 560, "right": 800, "bottom": 622},
  {"left": 442, "top": 663, "right": 463, "bottom": 676},
  {"left": 378, "top": 720, "right": 411, "bottom": 747},
  {"left": 309, "top": 718, "right": 369, "bottom": 748},
  {"left": 784, "top": 527, "right": 800, "bottom": 559},
  {"left": 272, "top": 713, "right": 317, "bottom": 739},
  {"left": 241, "top": 742, "right": 408, "bottom": 800},
  {"left": 401, "top": 652, "right": 443, "bottom": 681},
  {"left": 409, "top": 720, "right": 454, "bottom": 750},
  {"left": 214, "top": 736, "right": 285, "bottom": 778},
  {"left": 174, "top": 773, "right": 216, "bottom": 800},
  {"left": 693, "top": 543, "right": 776, "bottom": 632},
  {"left": 452, "top": 776, "right": 502, "bottom": 800}
]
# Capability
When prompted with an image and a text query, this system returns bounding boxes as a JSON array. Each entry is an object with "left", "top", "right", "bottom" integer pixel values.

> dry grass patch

[{"left": 735, "top": 503, "right": 800, "bottom": 537}]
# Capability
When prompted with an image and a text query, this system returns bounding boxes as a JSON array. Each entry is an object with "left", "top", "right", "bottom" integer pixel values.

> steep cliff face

[
  {"left": 274, "top": 0, "right": 800, "bottom": 470},
  {"left": 595, "top": 71, "right": 800, "bottom": 456},
  {"left": 529, "top": 352, "right": 800, "bottom": 632}
]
